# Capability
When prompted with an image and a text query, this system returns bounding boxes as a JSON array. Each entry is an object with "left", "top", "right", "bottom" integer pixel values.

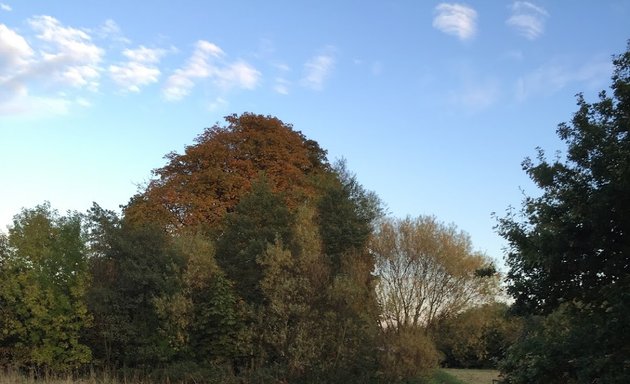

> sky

[{"left": 1, "top": 1, "right": 629, "bottom": 267}]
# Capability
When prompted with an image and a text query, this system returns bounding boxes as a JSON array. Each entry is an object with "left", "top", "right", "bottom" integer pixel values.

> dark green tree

[
  {"left": 215, "top": 177, "right": 294, "bottom": 306},
  {"left": 497, "top": 44, "right": 630, "bottom": 383},
  {"left": 434, "top": 302, "right": 522, "bottom": 369},
  {"left": 317, "top": 160, "right": 382, "bottom": 269},
  {"left": 168, "top": 232, "right": 250, "bottom": 368},
  {"left": 84, "top": 204, "right": 184, "bottom": 369},
  {"left": 311, "top": 161, "right": 384, "bottom": 383}
]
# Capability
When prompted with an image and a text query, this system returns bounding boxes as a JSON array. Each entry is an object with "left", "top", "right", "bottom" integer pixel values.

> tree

[
  {"left": 372, "top": 216, "right": 498, "bottom": 332},
  {"left": 83, "top": 204, "right": 184, "bottom": 369},
  {"left": 115, "top": 113, "right": 386, "bottom": 382},
  {"left": 434, "top": 302, "right": 522, "bottom": 369},
  {"left": 168, "top": 232, "right": 250, "bottom": 368},
  {"left": 0, "top": 204, "right": 92, "bottom": 372},
  {"left": 215, "top": 177, "right": 293, "bottom": 306},
  {"left": 378, "top": 327, "right": 440, "bottom": 382},
  {"left": 124, "top": 113, "right": 328, "bottom": 230},
  {"left": 316, "top": 159, "right": 382, "bottom": 270},
  {"left": 497, "top": 44, "right": 630, "bottom": 383}
]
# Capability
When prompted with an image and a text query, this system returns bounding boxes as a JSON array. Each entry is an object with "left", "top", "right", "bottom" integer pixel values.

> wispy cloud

[
  {"left": 515, "top": 57, "right": 612, "bottom": 101},
  {"left": 162, "top": 40, "right": 260, "bottom": 101},
  {"left": 0, "top": 16, "right": 105, "bottom": 116},
  {"left": 207, "top": 96, "right": 228, "bottom": 112},
  {"left": 0, "top": 3, "right": 11, "bottom": 12},
  {"left": 96, "top": 19, "right": 131, "bottom": 45},
  {"left": 507, "top": 1, "right": 549, "bottom": 40},
  {"left": 0, "top": 24, "right": 34, "bottom": 72},
  {"left": 270, "top": 63, "right": 291, "bottom": 94},
  {"left": 301, "top": 51, "right": 335, "bottom": 90},
  {"left": 433, "top": 3, "right": 477, "bottom": 41},
  {"left": 109, "top": 46, "right": 166, "bottom": 92},
  {"left": 451, "top": 82, "right": 500, "bottom": 111},
  {"left": 0, "top": 91, "right": 72, "bottom": 117},
  {"left": 273, "top": 78, "right": 290, "bottom": 95},
  {"left": 28, "top": 15, "right": 104, "bottom": 91}
]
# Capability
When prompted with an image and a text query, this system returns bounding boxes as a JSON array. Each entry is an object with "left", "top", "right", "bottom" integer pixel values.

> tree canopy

[
  {"left": 497, "top": 44, "right": 630, "bottom": 383},
  {"left": 0, "top": 112, "right": 507, "bottom": 383},
  {"left": 125, "top": 113, "right": 329, "bottom": 230}
]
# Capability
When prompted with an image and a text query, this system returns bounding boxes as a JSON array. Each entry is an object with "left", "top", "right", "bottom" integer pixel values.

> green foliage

[
  {"left": 497, "top": 44, "right": 630, "bottom": 382},
  {"left": 83, "top": 205, "right": 184, "bottom": 369},
  {"left": 187, "top": 271, "right": 249, "bottom": 365},
  {"left": 0, "top": 113, "right": 487, "bottom": 384},
  {"left": 498, "top": 46, "right": 630, "bottom": 315},
  {"left": 434, "top": 302, "right": 522, "bottom": 368},
  {"left": 215, "top": 177, "right": 294, "bottom": 305},
  {"left": 500, "top": 295, "right": 630, "bottom": 384},
  {"left": 0, "top": 203, "right": 92, "bottom": 372},
  {"left": 317, "top": 160, "right": 382, "bottom": 269},
  {"left": 378, "top": 328, "right": 440, "bottom": 382}
]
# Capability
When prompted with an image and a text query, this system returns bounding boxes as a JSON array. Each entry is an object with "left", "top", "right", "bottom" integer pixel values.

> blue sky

[{"left": 1, "top": 1, "right": 629, "bottom": 266}]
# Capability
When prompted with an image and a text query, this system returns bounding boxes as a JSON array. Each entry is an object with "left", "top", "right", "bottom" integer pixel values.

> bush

[{"left": 379, "top": 328, "right": 440, "bottom": 382}]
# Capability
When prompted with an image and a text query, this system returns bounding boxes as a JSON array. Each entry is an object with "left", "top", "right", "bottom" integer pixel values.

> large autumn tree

[
  {"left": 497, "top": 44, "right": 630, "bottom": 383},
  {"left": 125, "top": 113, "right": 328, "bottom": 230},
  {"left": 119, "top": 113, "right": 384, "bottom": 382}
]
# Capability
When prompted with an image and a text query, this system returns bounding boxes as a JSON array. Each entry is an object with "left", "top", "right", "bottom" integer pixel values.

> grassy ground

[
  {"left": 0, "top": 371, "right": 120, "bottom": 384},
  {"left": 0, "top": 369, "right": 501, "bottom": 384},
  {"left": 426, "top": 369, "right": 466, "bottom": 384},
  {"left": 441, "top": 368, "right": 500, "bottom": 384}
]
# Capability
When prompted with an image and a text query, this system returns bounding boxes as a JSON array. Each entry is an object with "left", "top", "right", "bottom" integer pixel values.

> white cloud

[
  {"left": 162, "top": 40, "right": 260, "bottom": 101},
  {"left": 207, "top": 96, "right": 228, "bottom": 112},
  {"left": 0, "top": 24, "right": 34, "bottom": 71},
  {"left": 75, "top": 97, "right": 92, "bottom": 107},
  {"left": 96, "top": 19, "right": 131, "bottom": 45},
  {"left": 301, "top": 53, "right": 335, "bottom": 90},
  {"left": 0, "top": 24, "right": 34, "bottom": 110},
  {"left": 507, "top": 1, "right": 549, "bottom": 40},
  {"left": 0, "top": 3, "right": 11, "bottom": 11},
  {"left": 0, "top": 90, "right": 71, "bottom": 116},
  {"left": 274, "top": 63, "right": 290, "bottom": 72},
  {"left": 122, "top": 46, "right": 164, "bottom": 63},
  {"left": 109, "top": 46, "right": 166, "bottom": 92},
  {"left": 109, "top": 62, "right": 160, "bottom": 92},
  {"left": 433, "top": 3, "right": 477, "bottom": 41},
  {"left": 273, "top": 78, "right": 290, "bottom": 95},
  {"left": 216, "top": 61, "right": 260, "bottom": 89},
  {"left": 28, "top": 15, "right": 104, "bottom": 90},
  {"left": 515, "top": 57, "right": 612, "bottom": 101},
  {"left": 0, "top": 17, "right": 105, "bottom": 116}
]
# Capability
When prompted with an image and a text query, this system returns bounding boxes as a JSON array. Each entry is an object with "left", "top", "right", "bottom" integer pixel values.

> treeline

[
  {"left": 4, "top": 44, "right": 630, "bottom": 384},
  {"left": 0, "top": 113, "right": 512, "bottom": 383}
]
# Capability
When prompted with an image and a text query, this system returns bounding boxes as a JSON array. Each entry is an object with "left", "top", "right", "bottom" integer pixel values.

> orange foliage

[{"left": 125, "top": 113, "right": 329, "bottom": 229}]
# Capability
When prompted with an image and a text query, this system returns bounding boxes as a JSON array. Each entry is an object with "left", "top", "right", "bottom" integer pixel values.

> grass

[
  {"left": 0, "top": 370, "right": 125, "bottom": 384},
  {"left": 441, "top": 368, "right": 500, "bottom": 384},
  {"left": 426, "top": 369, "right": 466, "bottom": 384},
  {"left": 0, "top": 368, "right": 501, "bottom": 384}
]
